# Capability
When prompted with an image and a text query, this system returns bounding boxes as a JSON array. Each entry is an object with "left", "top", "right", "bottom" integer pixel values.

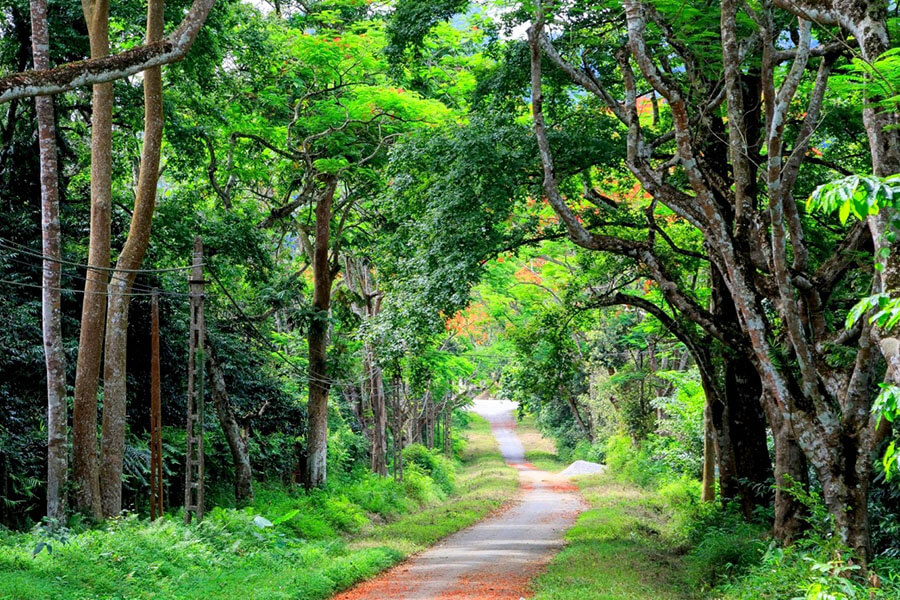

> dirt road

[{"left": 333, "top": 398, "right": 586, "bottom": 600}]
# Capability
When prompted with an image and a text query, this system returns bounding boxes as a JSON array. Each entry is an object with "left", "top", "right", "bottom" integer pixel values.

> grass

[
  {"left": 517, "top": 413, "right": 568, "bottom": 473},
  {"left": 513, "top": 425, "right": 696, "bottom": 599},
  {"left": 0, "top": 414, "right": 517, "bottom": 600},
  {"left": 529, "top": 473, "right": 696, "bottom": 600},
  {"left": 524, "top": 430, "right": 900, "bottom": 600}
]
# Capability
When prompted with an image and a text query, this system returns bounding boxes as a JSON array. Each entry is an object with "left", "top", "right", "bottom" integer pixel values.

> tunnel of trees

[{"left": 1, "top": 0, "right": 900, "bottom": 596}]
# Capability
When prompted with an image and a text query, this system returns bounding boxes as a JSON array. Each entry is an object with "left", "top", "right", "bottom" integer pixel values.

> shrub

[
  {"left": 715, "top": 541, "right": 900, "bottom": 599},
  {"left": 342, "top": 473, "right": 410, "bottom": 517},
  {"left": 685, "top": 517, "right": 766, "bottom": 590},
  {"left": 402, "top": 464, "right": 444, "bottom": 505},
  {"left": 402, "top": 444, "right": 455, "bottom": 494}
]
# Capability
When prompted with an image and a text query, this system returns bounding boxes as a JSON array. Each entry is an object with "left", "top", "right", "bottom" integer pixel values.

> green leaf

[
  {"left": 884, "top": 441, "right": 897, "bottom": 481},
  {"left": 272, "top": 509, "right": 300, "bottom": 526},
  {"left": 838, "top": 200, "right": 851, "bottom": 224}
]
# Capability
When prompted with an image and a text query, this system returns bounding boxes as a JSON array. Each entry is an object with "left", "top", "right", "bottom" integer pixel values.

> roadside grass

[
  {"left": 529, "top": 474, "right": 697, "bottom": 600},
  {"left": 515, "top": 413, "right": 698, "bottom": 599},
  {"left": 516, "top": 413, "right": 568, "bottom": 473},
  {"left": 0, "top": 414, "right": 517, "bottom": 600}
]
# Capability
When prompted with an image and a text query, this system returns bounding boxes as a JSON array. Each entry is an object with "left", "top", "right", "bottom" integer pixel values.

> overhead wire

[
  {"left": 0, "top": 236, "right": 203, "bottom": 274},
  {"left": 0, "top": 239, "right": 193, "bottom": 298},
  {"left": 2, "top": 236, "right": 478, "bottom": 389},
  {"left": 0, "top": 253, "right": 174, "bottom": 296},
  {"left": 0, "top": 278, "right": 164, "bottom": 297}
]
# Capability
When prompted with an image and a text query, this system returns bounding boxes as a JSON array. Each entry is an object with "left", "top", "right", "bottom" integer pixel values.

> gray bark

[
  {"left": 208, "top": 351, "right": 253, "bottom": 506},
  {"left": 0, "top": 0, "right": 216, "bottom": 104},
  {"left": 30, "top": 0, "right": 67, "bottom": 523}
]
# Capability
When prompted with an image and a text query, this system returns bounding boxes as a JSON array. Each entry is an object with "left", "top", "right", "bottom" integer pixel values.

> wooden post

[
  {"left": 184, "top": 237, "right": 206, "bottom": 523},
  {"left": 150, "top": 290, "right": 164, "bottom": 519}
]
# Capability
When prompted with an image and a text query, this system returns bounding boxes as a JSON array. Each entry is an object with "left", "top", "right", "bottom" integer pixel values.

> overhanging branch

[{"left": 0, "top": 0, "right": 216, "bottom": 104}]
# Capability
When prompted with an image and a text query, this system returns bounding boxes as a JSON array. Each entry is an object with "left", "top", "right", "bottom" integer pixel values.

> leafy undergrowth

[{"left": 0, "top": 415, "right": 517, "bottom": 600}]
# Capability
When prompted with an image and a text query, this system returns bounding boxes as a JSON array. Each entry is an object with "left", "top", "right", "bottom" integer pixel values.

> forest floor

[{"left": 332, "top": 398, "right": 585, "bottom": 600}]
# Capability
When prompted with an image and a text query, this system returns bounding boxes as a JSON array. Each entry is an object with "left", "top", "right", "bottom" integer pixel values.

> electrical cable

[
  {"left": 0, "top": 242, "right": 193, "bottom": 297},
  {"left": 0, "top": 237, "right": 203, "bottom": 274},
  {"left": 0, "top": 278, "right": 162, "bottom": 297},
  {"left": 0, "top": 252, "right": 191, "bottom": 297}
]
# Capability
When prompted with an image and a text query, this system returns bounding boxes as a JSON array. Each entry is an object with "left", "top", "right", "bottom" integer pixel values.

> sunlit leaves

[{"left": 807, "top": 174, "right": 900, "bottom": 224}]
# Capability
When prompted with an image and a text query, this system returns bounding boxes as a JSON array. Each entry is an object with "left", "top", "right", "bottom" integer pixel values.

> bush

[
  {"left": 604, "top": 434, "right": 668, "bottom": 487},
  {"left": 402, "top": 464, "right": 445, "bottom": 505},
  {"left": 685, "top": 514, "right": 766, "bottom": 590},
  {"left": 715, "top": 541, "right": 900, "bottom": 599},
  {"left": 402, "top": 444, "right": 456, "bottom": 494},
  {"left": 558, "top": 438, "right": 606, "bottom": 464},
  {"left": 342, "top": 473, "right": 411, "bottom": 517}
]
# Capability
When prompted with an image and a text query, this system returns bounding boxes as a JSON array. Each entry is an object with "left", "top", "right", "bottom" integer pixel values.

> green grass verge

[
  {"left": 529, "top": 474, "right": 696, "bottom": 600},
  {"left": 0, "top": 415, "right": 517, "bottom": 600},
  {"left": 516, "top": 413, "right": 568, "bottom": 473}
]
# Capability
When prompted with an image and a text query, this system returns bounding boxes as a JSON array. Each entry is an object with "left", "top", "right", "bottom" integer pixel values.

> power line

[
  {"left": 0, "top": 278, "right": 163, "bottom": 297},
  {"left": 0, "top": 252, "right": 191, "bottom": 298},
  {"left": 0, "top": 237, "right": 202, "bottom": 274}
]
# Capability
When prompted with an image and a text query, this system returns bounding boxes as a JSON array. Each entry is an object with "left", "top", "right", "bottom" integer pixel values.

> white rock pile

[{"left": 560, "top": 460, "right": 607, "bottom": 477}]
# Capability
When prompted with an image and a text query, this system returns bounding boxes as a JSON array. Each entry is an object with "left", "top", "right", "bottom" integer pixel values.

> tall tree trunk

[
  {"left": 98, "top": 0, "right": 164, "bottom": 517},
  {"left": 563, "top": 389, "right": 592, "bottom": 442},
  {"left": 701, "top": 401, "right": 715, "bottom": 502},
  {"left": 724, "top": 356, "right": 773, "bottom": 516},
  {"left": 72, "top": 0, "right": 112, "bottom": 519},
  {"left": 208, "top": 350, "right": 253, "bottom": 506},
  {"left": 443, "top": 407, "right": 452, "bottom": 458},
  {"left": 344, "top": 257, "right": 387, "bottom": 476},
  {"left": 306, "top": 177, "right": 338, "bottom": 488},
  {"left": 391, "top": 371, "right": 404, "bottom": 480},
  {"left": 710, "top": 269, "right": 773, "bottom": 515},
  {"left": 763, "top": 396, "right": 807, "bottom": 544},
  {"left": 370, "top": 359, "right": 388, "bottom": 476},
  {"left": 30, "top": 0, "right": 67, "bottom": 523},
  {"left": 425, "top": 391, "right": 435, "bottom": 450}
]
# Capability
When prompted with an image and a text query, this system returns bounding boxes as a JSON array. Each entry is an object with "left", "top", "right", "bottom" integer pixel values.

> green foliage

[
  {"left": 807, "top": 174, "right": 900, "bottom": 225},
  {"left": 386, "top": 0, "right": 470, "bottom": 66},
  {"left": 401, "top": 444, "right": 456, "bottom": 494},
  {"left": 715, "top": 541, "right": 900, "bottom": 599}
]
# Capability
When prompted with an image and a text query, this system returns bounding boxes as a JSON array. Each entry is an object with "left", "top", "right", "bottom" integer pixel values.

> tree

[
  {"left": 71, "top": 0, "right": 114, "bottom": 519},
  {"left": 344, "top": 255, "right": 388, "bottom": 476},
  {"left": 98, "top": 0, "right": 165, "bottom": 518},
  {"left": 207, "top": 348, "right": 253, "bottom": 506},
  {"left": 190, "top": 6, "right": 449, "bottom": 486},
  {"left": 0, "top": 0, "right": 217, "bottom": 104},
  {"left": 525, "top": 0, "right": 882, "bottom": 557},
  {"left": 29, "top": 0, "right": 66, "bottom": 523}
]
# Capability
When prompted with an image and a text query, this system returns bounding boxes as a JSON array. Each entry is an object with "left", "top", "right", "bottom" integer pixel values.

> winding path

[{"left": 333, "top": 398, "right": 586, "bottom": 600}]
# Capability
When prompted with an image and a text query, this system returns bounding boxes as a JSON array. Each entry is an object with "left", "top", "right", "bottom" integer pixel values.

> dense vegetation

[{"left": 2, "top": 0, "right": 900, "bottom": 598}]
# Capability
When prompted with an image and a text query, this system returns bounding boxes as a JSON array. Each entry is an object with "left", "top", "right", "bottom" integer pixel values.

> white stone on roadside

[{"left": 560, "top": 460, "right": 607, "bottom": 477}]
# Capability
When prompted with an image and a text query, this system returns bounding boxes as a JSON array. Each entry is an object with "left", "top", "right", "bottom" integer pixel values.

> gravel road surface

[{"left": 332, "top": 398, "right": 586, "bottom": 600}]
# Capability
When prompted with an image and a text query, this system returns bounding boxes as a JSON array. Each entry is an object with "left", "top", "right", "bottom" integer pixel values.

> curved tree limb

[{"left": 0, "top": 0, "right": 215, "bottom": 104}]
